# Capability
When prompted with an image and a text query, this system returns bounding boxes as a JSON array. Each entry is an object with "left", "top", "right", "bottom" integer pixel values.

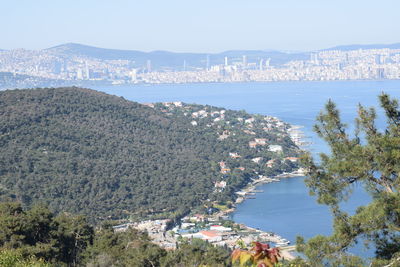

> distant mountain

[
  {"left": 46, "top": 43, "right": 309, "bottom": 69},
  {"left": 45, "top": 42, "right": 400, "bottom": 70},
  {"left": 46, "top": 43, "right": 210, "bottom": 70},
  {"left": 324, "top": 43, "right": 400, "bottom": 51}
]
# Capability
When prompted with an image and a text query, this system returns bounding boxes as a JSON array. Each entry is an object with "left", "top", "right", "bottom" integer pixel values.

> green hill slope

[{"left": 0, "top": 87, "right": 300, "bottom": 221}]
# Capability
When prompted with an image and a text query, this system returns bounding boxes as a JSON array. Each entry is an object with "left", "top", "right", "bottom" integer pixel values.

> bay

[{"left": 93, "top": 80, "right": 400, "bottom": 256}]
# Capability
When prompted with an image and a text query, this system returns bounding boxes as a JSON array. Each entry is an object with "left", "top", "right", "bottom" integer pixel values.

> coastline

[
  {"left": 214, "top": 123, "right": 309, "bottom": 258},
  {"left": 213, "top": 169, "right": 306, "bottom": 260}
]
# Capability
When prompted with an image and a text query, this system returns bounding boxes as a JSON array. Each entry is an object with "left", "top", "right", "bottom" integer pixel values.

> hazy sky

[{"left": 1, "top": 0, "right": 399, "bottom": 52}]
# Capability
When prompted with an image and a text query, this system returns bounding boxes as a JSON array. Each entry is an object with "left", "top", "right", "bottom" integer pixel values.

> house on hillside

[
  {"left": 268, "top": 145, "right": 283, "bottom": 152},
  {"left": 249, "top": 141, "right": 258, "bottom": 148},
  {"left": 221, "top": 168, "right": 231, "bottom": 174},
  {"left": 229, "top": 152, "right": 241, "bottom": 159},
  {"left": 214, "top": 181, "right": 227, "bottom": 189},
  {"left": 284, "top": 157, "right": 299, "bottom": 162},
  {"left": 254, "top": 138, "right": 267, "bottom": 145},
  {"left": 266, "top": 159, "right": 276, "bottom": 168},
  {"left": 252, "top": 157, "right": 263, "bottom": 164}
]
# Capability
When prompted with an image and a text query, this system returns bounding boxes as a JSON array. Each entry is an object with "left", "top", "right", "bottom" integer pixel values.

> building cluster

[
  {"left": 0, "top": 47, "right": 399, "bottom": 86},
  {"left": 113, "top": 213, "right": 291, "bottom": 251}
]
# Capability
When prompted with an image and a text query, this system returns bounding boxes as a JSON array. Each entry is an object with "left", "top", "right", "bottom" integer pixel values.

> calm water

[{"left": 94, "top": 80, "right": 400, "bottom": 256}]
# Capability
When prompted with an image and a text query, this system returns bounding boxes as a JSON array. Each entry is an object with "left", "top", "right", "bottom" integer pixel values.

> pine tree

[{"left": 298, "top": 93, "right": 400, "bottom": 266}]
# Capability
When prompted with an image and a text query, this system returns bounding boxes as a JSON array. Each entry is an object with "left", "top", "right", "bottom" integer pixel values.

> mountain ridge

[
  {"left": 324, "top": 42, "right": 400, "bottom": 51},
  {"left": 46, "top": 41, "right": 400, "bottom": 54}
]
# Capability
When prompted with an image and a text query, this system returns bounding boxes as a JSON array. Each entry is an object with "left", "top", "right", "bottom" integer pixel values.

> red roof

[{"left": 200, "top": 230, "right": 220, "bottom": 237}]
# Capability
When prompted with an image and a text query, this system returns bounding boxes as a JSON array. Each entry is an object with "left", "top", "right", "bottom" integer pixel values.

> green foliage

[
  {"left": 0, "top": 87, "right": 299, "bottom": 221},
  {"left": 85, "top": 225, "right": 167, "bottom": 267},
  {"left": 0, "top": 249, "right": 50, "bottom": 267},
  {"left": 0, "top": 201, "right": 93, "bottom": 265},
  {"left": 300, "top": 93, "right": 400, "bottom": 266},
  {"left": 0, "top": 202, "right": 235, "bottom": 266},
  {"left": 162, "top": 238, "right": 231, "bottom": 267}
]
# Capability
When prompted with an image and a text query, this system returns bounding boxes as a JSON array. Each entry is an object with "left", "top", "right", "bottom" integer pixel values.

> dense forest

[
  {"left": 0, "top": 202, "right": 231, "bottom": 266},
  {"left": 0, "top": 87, "right": 300, "bottom": 221}
]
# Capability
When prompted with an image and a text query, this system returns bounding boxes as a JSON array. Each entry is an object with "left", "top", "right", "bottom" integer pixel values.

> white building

[
  {"left": 210, "top": 225, "right": 232, "bottom": 232},
  {"left": 268, "top": 145, "right": 283, "bottom": 152}
]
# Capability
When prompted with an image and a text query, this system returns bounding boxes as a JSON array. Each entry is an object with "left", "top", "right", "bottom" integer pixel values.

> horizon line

[{"left": 2, "top": 41, "right": 400, "bottom": 54}]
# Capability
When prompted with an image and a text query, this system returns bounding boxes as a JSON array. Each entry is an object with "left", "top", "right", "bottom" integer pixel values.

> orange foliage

[{"left": 231, "top": 242, "right": 280, "bottom": 267}]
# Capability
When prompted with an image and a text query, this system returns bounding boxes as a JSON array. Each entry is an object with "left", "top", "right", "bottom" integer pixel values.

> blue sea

[{"left": 93, "top": 80, "right": 400, "bottom": 257}]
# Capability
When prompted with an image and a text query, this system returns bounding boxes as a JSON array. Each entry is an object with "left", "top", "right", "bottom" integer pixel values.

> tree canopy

[
  {"left": 0, "top": 87, "right": 299, "bottom": 222},
  {"left": 0, "top": 201, "right": 232, "bottom": 266},
  {"left": 298, "top": 93, "right": 400, "bottom": 266}
]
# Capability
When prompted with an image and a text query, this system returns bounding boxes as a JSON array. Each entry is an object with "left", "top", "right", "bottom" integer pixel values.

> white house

[
  {"left": 268, "top": 145, "right": 283, "bottom": 152},
  {"left": 210, "top": 225, "right": 232, "bottom": 232}
]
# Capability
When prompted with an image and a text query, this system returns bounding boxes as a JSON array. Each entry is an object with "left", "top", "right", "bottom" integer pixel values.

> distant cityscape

[{"left": 0, "top": 43, "right": 400, "bottom": 88}]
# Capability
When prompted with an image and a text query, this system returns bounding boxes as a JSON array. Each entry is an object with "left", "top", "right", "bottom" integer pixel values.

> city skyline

[
  {"left": 1, "top": 42, "right": 399, "bottom": 89},
  {"left": 1, "top": 0, "right": 399, "bottom": 53},
  {"left": 2, "top": 41, "right": 400, "bottom": 54}
]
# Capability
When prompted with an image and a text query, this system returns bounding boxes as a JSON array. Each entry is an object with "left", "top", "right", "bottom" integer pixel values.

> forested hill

[{"left": 0, "top": 87, "right": 300, "bottom": 221}]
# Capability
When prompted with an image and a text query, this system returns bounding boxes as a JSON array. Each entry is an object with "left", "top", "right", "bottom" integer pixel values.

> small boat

[{"left": 276, "top": 240, "right": 290, "bottom": 246}]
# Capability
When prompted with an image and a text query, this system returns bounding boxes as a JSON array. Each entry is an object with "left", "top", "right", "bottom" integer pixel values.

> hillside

[
  {"left": 325, "top": 42, "right": 400, "bottom": 51},
  {"left": 0, "top": 87, "right": 300, "bottom": 221}
]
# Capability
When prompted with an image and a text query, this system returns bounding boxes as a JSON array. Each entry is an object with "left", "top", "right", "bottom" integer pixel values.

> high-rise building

[
  {"left": 63, "top": 59, "right": 68, "bottom": 72},
  {"left": 77, "top": 68, "right": 83, "bottom": 80},
  {"left": 375, "top": 55, "right": 382, "bottom": 65},
  {"left": 265, "top": 58, "right": 271, "bottom": 68},
  {"left": 146, "top": 60, "right": 152, "bottom": 73},
  {"left": 259, "top": 59, "right": 264, "bottom": 71},
  {"left": 130, "top": 69, "right": 138, "bottom": 82},
  {"left": 377, "top": 68, "right": 385, "bottom": 79},
  {"left": 53, "top": 61, "right": 62, "bottom": 74},
  {"left": 224, "top": 56, "right": 228, "bottom": 67},
  {"left": 242, "top": 55, "right": 247, "bottom": 68},
  {"left": 85, "top": 62, "right": 90, "bottom": 79},
  {"left": 310, "top": 53, "right": 319, "bottom": 65}
]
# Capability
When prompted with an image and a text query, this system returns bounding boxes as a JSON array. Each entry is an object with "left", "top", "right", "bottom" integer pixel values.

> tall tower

[
  {"left": 265, "top": 58, "right": 271, "bottom": 68},
  {"left": 224, "top": 56, "right": 228, "bottom": 67},
  {"left": 259, "top": 59, "right": 264, "bottom": 71},
  {"left": 242, "top": 55, "right": 247, "bottom": 68},
  {"left": 375, "top": 55, "right": 382, "bottom": 65},
  {"left": 310, "top": 53, "right": 319, "bottom": 65},
  {"left": 85, "top": 61, "right": 90, "bottom": 79},
  {"left": 77, "top": 68, "right": 83, "bottom": 80},
  {"left": 130, "top": 69, "right": 137, "bottom": 82},
  {"left": 63, "top": 59, "right": 68, "bottom": 72},
  {"left": 146, "top": 60, "right": 152, "bottom": 73}
]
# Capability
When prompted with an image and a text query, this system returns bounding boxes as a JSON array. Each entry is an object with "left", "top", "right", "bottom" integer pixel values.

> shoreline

[
  {"left": 215, "top": 123, "right": 308, "bottom": 258},
  {"left": 213, "top": 169, "right": 306, "bottom": 260},
  {"left": 232, "top": 169, "right": 306, "bottom": 205}
]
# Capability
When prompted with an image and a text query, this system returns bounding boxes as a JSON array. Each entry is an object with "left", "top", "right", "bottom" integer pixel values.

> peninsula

[{"left": 0, "top": 87, "right": 305, "bottom": 261}]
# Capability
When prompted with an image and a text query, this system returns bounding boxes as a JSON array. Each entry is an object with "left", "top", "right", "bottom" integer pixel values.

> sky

[{"left": 1, "top": 0, "right": 399, "bottom": 52}]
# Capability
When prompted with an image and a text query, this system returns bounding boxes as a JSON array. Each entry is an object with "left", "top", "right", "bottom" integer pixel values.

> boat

[
  {"left": 275, "top": 239, "right": 290, "bottom": 246},
  {"left": 276, "top": 241, "right": 290, "bottom": 247}
]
